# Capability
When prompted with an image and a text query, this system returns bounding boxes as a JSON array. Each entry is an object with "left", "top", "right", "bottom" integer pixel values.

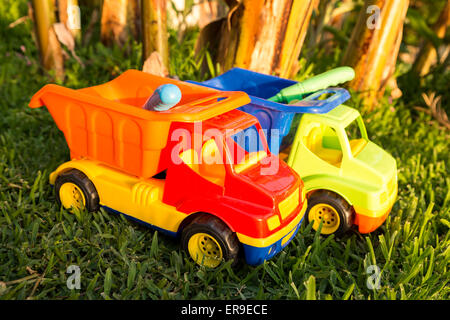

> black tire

[
  {"left": 181, "top": 215, "right": 239, "bottom": 267},
  {"left": 55, "top": 169, "right": 100, "bottom": 212},
  {"left": 306, "top": 190, "right": 354, "bottom": 236}
]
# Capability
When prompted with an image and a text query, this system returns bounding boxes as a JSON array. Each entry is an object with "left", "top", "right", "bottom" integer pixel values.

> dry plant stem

[
  {"left": 308, "top": 0, "right": 337, "bottom": 49},
  {"left": 83, "top": 8, "right": 99, "bottom": 46},
  {"left": 27, "top": 272, "right": 46, "bottom": 300},
  {"left": 101, "top": 0, "right": 128, "bottom": 46},
  {"left": 203, "top": 0, "right": 317, "bottom": 78},
  {"left": 198, "top": 0, "right": 227, "bottom": 29},
  {"left": 382, "top": 22, "right": 404, "bottom": 100},
  {"left": 8, "top": 15, "right": 30, "bottom": 28},
  {"left": 278, "top": 0, "right": 319, "bottom": 78},
  {"left": 342, "top": 0, "right": 409, "bottom": 109},
  {"left": 413, "top": 0, "right": 450, "bottom": 76},
  {"left": 127, "top": 0, "right": 141, "bottom": 40},
  {"left": 318, "top": 0, "right": 355, "bottom": 52},
  {"left": 142, "top": 51, "right": 169, "bottom": 77},
  {"left": 195, "top": 17, "right": 225, "bottom": 65},
  {"left": 3, "top": 273, "right": 39, "bottom": 286},
  {"left": 416, "top": 93, "right": 450, "bottom": 130},
  {"left": 31, "top": 0, "right": 65, "bottom": 80},
  {"left": 53, "top": 22, "right": 84, "bottom": 67},
  {"left": 141, "top": 0, "right": 169, "bottom": 68},
  {"left": 57, "top": 0, "right": 81, "bottom": 39}
]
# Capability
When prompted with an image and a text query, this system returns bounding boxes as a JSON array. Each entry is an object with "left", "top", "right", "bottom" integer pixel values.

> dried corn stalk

[
  {"left": 169, "top": 0, "right": 227, "bottom": 32},
  {"left": 127, "top": 0, "right": 141, "bottom": 40},
  {"left": 415, "top": 92, "right": 450, "bottom": 130},
  {"left": 413, "top": 0, "right": 450, "bottom": 76},
  {"left": 342, "top": 0, "right": 409, "bottom": 109},
  {"left": 142, "top": 51, "right": 169, "bottom": 77},
  {"left": 57, "top": 0, "right": 81, "bottom": 39},
  {"left": 141, "top": 0, "right": 168, "bottom": 68},
  {"left": 101, "top": 0, "right": 139, "bottom": 46},
  {"left": 31, "top": 0, "right": 65, "bottom": 80},
  {"left": 199, "top": 0, "right": 318, "bottom": 78}
]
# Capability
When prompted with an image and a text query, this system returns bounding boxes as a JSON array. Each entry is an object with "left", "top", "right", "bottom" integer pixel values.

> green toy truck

[
  {"left": 284, "top": 102, "right": 397, "bottom": 235},
  {"left": 197, "top": 67, "right": 398, "bottom": 235}
]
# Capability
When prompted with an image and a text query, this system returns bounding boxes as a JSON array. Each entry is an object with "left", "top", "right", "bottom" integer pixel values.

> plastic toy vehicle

[
  {"left": 196, "top": 67, "right": 398, "bottom": 235},
  {"left": 29, "top": 70, "right": 307, "bottom": 267}
]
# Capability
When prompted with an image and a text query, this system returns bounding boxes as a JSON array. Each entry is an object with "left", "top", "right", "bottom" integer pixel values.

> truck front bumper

[
  {"left": 353, "top": 182, "right": 398, "bottom": 234},
  {"left": 237, "top": 200, "right": 307, "bottom": 266}
]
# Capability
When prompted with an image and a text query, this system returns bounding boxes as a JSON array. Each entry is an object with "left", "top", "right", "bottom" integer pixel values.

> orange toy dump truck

[{"left": 29, "top": 70, "right": 308, "bottom": 267}]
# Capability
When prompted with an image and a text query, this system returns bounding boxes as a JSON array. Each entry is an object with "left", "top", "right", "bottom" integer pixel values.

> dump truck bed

[{"left": 29, "top": 70, "right": 250, "bottom": 178}]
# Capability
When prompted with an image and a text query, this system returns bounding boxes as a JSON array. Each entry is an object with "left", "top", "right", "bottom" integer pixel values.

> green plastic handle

[{"left": 269, "top": 66, "right": 355, "bottom": 103}]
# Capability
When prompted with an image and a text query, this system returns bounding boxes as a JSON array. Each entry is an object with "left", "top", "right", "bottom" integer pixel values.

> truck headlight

[
  {"left": 267, "top": 215, "right": 281, "bottom": 231},
  {"left": 380, "top": 191, "right": 387, "bottom": 204}
]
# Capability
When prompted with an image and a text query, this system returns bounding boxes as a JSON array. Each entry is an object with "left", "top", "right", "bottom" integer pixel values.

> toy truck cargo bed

[{"left": 29, "top": 70, "right": 250, "bottom": 178}]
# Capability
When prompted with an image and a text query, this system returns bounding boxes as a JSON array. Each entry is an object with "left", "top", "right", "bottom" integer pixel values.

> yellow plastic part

[
  {"left": 180, "top": 149, "right": 199, "bottom": 171},
  {"left": 267, "top": 215, "right": 281, "bottom": 231},
  {"left": 305, "top": 126, "right": 342, "bottom": 166},
  {"left": 308, "top": 203, "right": 340, "bottom": 235},
  {"left": 305, "top": 127, "right": 321, "bottom": 150},
  {"left": 234, "top": 151, "right": 267, "bottom": 173},
  {"left": 314, "top": 147, "right": 342, "bottom": 166},
  {"left": 59, "top": 182, "right": 86, "bottom": 210},
  {"left": 50, "top": 159, "right": 188, "bottom": 233},
  {"left": 179, "top": 143, "right": 226, "bottom": 186},
  {"left": 349, "top": 139, "right": 367, "bottom": 157},
  {"left": 199, "top": 139, "right": 225, "bottom": 186},
  {"left": 281, "top": 225, "right": 297, "bottom": 246},
  {"left": 187, "top": 232, "right": 223, "bottom": 268},
  {"left": 279, "top": 188, "right": 300, "bottom": 220}
]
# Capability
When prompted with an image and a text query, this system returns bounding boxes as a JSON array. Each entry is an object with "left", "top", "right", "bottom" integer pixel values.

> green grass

[{"left": 0, "top": 1, "right": 449, "bottom": 300}]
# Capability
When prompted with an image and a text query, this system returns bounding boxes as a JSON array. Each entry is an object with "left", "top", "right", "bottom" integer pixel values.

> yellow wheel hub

[
  {"left": 188, "top": 233, "right": 223, "bottom": 268},
  {"left": 59, "top": 182, "right": 86, "bottom": 210},
  {"left": 308, "top": 203, "right": 340, "bottom": 235}
]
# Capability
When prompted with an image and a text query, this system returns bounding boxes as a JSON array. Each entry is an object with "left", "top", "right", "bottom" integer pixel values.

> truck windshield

[
  {"left": 345, "top": 116, "right": 368, "bottom": 157},
  {"left": 225, "top": 125, "right": 269, "bottom": 173}
]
